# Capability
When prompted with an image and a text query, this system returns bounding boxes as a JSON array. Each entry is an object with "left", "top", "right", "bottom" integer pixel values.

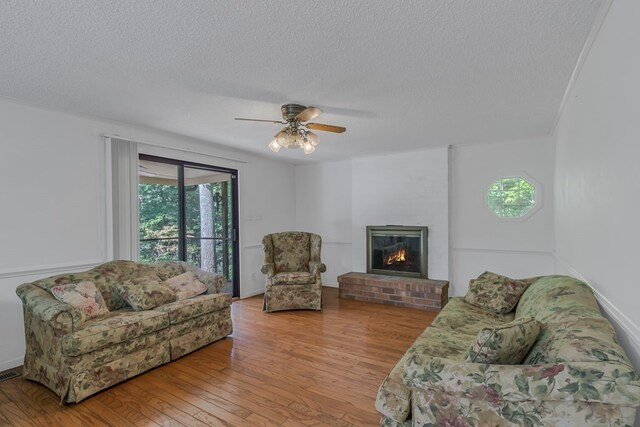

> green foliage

[
  {"left": 139, "top": 183, "right": 180, "bottom": 262},
  {"left": 487, "top": 177, "right": 535, "bottom": 218},
  {"left": 138, "top": 180, "right": 233, "bottom": 280}
]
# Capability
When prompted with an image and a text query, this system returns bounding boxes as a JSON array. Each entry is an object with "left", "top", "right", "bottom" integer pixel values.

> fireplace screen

[{"left": 366, "top": 226, "right": 428, "bottom": 279}]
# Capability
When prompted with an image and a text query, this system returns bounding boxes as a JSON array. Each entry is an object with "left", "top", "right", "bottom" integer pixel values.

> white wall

[
  {"left": 295, "top": 147, "right": 450, "bottom": 284},
  {"left": 351, "top": 148, "right": 450, "bottom": 280},
  {"left": 0, "top": 98, "right": 296, "bottom": 370},
  {"left": 295, "top": 160, "right": 352, "bottom": 286},
  {"left": 450, "top": 137, "right": 556, "bottom": 296},
  {"left": 553, "top": 0, "right": 640, "bottom": 370}
]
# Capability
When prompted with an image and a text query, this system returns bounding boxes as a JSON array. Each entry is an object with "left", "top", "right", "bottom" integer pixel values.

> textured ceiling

[{"left": 0, "top": 1, "right": 602, "bottom": 163}]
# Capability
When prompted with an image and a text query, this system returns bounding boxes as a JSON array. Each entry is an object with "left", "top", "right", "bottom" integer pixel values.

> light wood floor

[{"left": 0, "top": 288, "right": 436, "bottom": 426}]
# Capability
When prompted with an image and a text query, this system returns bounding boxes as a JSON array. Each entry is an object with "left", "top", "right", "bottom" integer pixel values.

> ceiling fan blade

[
  {"left": 235, "top": 118, "right": 286, "bottom": 124},
  {"left": 295, "top": 106, "right": 322, "bottom": 122},
  {"left": 307, "top": 123, "right": 346, "bottom": 133}
]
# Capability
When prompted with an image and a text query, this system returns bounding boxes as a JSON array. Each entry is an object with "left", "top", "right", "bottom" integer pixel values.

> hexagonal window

[{"left": 487, "top": 176, "right": 536, "bottom": 218}]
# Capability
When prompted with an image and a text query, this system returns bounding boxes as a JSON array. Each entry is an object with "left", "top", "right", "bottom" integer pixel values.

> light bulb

[
  {"left": 289, "top": 133, "right": 302, "bottom": 147},
  {"left": 303, "top": 141, "right": 315, "bottom": 154},
  {"left": 306, "top": 131, "right": 319, "bottom": 146},
  {"left": 275, "top": 131, "right": 288, "bottom": 147},
  {"left": 268, "top": 139, "right": 281, "bottom": 152}
]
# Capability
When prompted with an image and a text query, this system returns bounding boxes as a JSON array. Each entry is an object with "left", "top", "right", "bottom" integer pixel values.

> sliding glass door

[{"left": 138, "top": 155, "right": 239, "bottom": 297}]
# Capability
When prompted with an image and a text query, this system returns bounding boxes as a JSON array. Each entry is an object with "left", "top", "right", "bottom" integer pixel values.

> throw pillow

[
  {"left": 163, "top": 272, "right": 208, "bottom": 300},
  {"left": 465, "top": 317, "right": 542, "bottom": 364},
  {"left": 51, "top": 281, "right": 110, "bottom": 321},
  {"left": 464, "top": 271, "right": 529, "bottom": 314},
  {"left": 115, "top": 280, "right": 176, "bottom": 311}
]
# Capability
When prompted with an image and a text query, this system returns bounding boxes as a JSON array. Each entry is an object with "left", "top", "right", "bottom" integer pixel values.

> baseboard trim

[
  {"left": 555, "top": 256, "right": 640, "bottom": 367},
  {"left": 592, "top": 287, "right": 640, "bottom": 349},
  {"left": 0, "top": 259, "right": 105, "bottom": 280},
  {"left": 0, "top": 357, "right": 23, "bottom": 372},
  {"left": 240, "top": 288, "right": 264, "bottom": 299}
]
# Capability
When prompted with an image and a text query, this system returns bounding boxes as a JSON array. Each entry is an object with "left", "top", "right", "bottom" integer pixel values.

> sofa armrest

[
  {"left": 403, "top": 354, "right": 640, "bottom": 406},
  {"left": 261, "top": 263, "right": 275, "bottom": 277},
  {"left": 309, "top": 261, "right": 326, "bottom": 277},
  {"left": 16, "top": 283, "right": 83, "bottom": 333}
]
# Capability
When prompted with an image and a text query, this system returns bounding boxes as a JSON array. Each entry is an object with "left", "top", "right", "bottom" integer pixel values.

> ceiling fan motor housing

[{"left": 281, "top": 104, "right": 307, "bottom": 121}]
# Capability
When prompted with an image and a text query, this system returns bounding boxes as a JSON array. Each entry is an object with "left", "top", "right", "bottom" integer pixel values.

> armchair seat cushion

[
  {"left": 272, "top": 272, "right": 316, "bottom": 285},
  {"left": 154, "top": 293, "right": 232, "bottom": 324},
  {"left": 62, "top": 309, "right": 169, "bottom": 356}
]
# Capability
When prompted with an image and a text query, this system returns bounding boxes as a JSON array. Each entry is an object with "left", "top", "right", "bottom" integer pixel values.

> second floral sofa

[
  {"left": 16, "top": 260, "right": 233, "bottom": 403},
  {"left": 376, "top": 275, "right": 640, "bottom": 426}
]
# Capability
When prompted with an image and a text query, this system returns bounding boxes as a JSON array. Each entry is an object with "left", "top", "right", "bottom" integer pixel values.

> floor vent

[{"left": 0, "top": 370, "right": 20, "bottom": 382}]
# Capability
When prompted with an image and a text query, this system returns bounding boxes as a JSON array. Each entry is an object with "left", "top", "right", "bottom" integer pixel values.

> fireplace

[{"left": 366, "top": 225, "right": 428, "bottom": 279}]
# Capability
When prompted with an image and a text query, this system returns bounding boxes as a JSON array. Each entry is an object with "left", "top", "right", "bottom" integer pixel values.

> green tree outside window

[{"left": 487, "top": 177, "right": 536, "bottom": 218}]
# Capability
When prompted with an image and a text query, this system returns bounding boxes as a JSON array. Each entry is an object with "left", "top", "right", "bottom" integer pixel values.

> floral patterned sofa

[
  {"left": 15, "top": 260, "right": 233, "bottom": 403},
  {"left": 376, "top": 275, "right": 640, "bottom": 426}
]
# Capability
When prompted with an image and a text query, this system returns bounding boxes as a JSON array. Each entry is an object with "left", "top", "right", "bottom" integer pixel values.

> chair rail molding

[
  {"left": 452, "top": 247, "right": 553, "bottom": 256},
  {"left": 0, "top": 259, "right": 105, "bottom": 280}
]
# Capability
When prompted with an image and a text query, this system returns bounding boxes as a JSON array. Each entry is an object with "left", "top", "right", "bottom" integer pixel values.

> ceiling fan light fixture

[
  {"left": 303, "top": 141, "right": 315, "bottom": 154},
  {"left": 268, "top": 139, "right": 281, "bottom": 152},
  {"left": 305, "top": 131, "right": 319, "bottom": 146}
]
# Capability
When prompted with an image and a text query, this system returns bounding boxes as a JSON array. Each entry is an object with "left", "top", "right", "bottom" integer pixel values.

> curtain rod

[{"left": 102, "top": 133, "right": 248, "bottom": 164}]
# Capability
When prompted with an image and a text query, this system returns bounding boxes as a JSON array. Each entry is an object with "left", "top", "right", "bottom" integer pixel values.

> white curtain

[{"left": 105, "top": 137, "right": 139, "bottom": 261}]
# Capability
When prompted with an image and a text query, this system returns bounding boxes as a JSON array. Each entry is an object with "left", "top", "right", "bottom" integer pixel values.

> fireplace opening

[{"left": 366, "top": 226, "right": 428, "bottom": 279}]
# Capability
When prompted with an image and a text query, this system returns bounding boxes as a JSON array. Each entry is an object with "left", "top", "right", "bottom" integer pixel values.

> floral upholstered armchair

[{"left": 261, "top": 231, "right": 326, "bottom": 312}]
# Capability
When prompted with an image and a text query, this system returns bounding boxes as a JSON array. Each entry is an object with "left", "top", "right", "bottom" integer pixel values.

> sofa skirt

[{"left": 168, "top": 307, "right": 233, "bottom": 360}]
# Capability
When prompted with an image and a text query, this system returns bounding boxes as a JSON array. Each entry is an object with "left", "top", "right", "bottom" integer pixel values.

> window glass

[{"left": 487, "top": 176, "right": 536, "bottom": 218}]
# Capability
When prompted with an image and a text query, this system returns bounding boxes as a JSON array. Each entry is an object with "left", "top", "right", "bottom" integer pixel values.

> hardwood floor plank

[
  {"left": 0, "top": 402, "right": 32, "bottom": 426},
  {"left": 0, "top": 389, "right": 11, "bottom": 406},
  {"left": 99, "top": 386, "right": 180, "bottom": 426},
  {"left": 142, "top": 373, "right": 252, "bottom": 424},
  {"left": 244, "top": 413, "right": 284, "bottom": 427},
  {"left": 78, "top": 398, "right": 140, "bottom": 427},
  {"left": 161, "top": 367, "right": 290, "bottom": 424},
  {"left": 121, "top": 382, "right": 208, "bottom": 425},
  {"left": 0, "top": 288, "right": 432, "bottom": 426}
]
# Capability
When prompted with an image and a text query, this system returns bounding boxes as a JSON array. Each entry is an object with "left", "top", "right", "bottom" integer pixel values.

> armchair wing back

[{"left": 261, "top": 232, "right": 326, "bottom": 312}]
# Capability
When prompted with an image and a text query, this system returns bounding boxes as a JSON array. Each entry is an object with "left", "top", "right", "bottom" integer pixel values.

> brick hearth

[{"left": 337, "top": 272, "right": 448, "bottom": 311}]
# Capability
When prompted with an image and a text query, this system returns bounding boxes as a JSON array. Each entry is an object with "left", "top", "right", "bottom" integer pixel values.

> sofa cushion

[
  {"left": 154, "top": 293, "right": 232, "bottom": 324},
  {"left": 148, "top": 261, "right": 185, "bottom": 281},
  {"left": 163, "top": 272, "right": 208, "bottom": 300},
  {"left": 51, "top": 281, "right": 110, "bottom": 322},
  {"left": 115, "top": 280, "right": 176, "bottom": 311},
  {"left": 517, "top": 276, "right": 633, "bottom": 365},
  {"left": 464, "top": 271, "right": 529, "bottom": 314},
  {"left": 430, "top": 297, "right": 514, "bottom": 336},
  {"left": 465, "top": 317, "right": 542, "bottom": 364},
  {"left": 61, "top": 309, "right": 169, "bottom": 356},
  {"left": 271, "top": 232, "right": 310, "bottom": 273},
  {"left": 272, "top": 272, "right": 316, "bottom": 285},
  {"left": 90, "top": 261, "right": 165, "bottom": 310}
]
